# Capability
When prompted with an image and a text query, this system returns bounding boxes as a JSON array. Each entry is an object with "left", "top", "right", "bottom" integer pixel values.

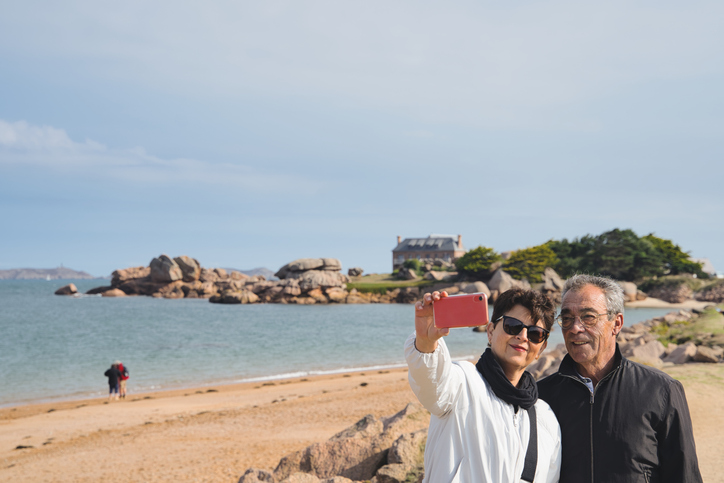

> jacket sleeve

[
  {"left": 404, "top": 332, "right": 464, "bottom": 418},
  {"left": 657, "top": 380, "right": 703, "bottom": 483}
]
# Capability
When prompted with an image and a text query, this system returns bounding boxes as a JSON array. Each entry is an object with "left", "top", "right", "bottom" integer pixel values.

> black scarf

[{"left": 475, "top": 348, "right": 538, "bottom": 410}]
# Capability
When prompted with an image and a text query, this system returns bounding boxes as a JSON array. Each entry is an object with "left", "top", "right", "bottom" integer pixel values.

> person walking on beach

[
  {"left": 118, "top": 361, "right": 129, "bottom": 399},
  {"left": 104, "top": 362, "right": 122, "bottom": 401},
  {"left": 537, "top": 274, "right": 702, "bottom": 482},
  {"left": 406, "top": 288, "right": 561, "bottom": 482}
]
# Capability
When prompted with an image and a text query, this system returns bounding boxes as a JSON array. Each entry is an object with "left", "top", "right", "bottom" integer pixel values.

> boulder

[
  {"left": 102, "top": 288, "right": 127, "bottom": 297},
  {"left": 273, "top": 403, "right": 428, "bottom": 482},
  {"left": 628, "top": 340, "right": 666, "bottom": 368},
  {"left": 210, "top": 290, "right": 260, "bottom": 304},
  {"left": 307, "top": 288, "right": 328, "bottom": 303},
  {"left": 695, "top": 282, "right": 724, "bottom": 303},
  {"left": 117, "top": 277, "right": 163, "bottom": 296},
  {"left": 54, "top": 283, "right": 78, "bottom": 296},
  {"left": 238, "top": 468, "right": 275, "bottom": 483},
  {"left": 199, "top": 268, "right": 219, "bottom": 283},
  {"left": 371, "top": 464, "right": 410, "bottom": 483},
  {"left": 348, "top": 267, "right": 364, "bottom": 277},
  {"left": 150, "top": 255, "right": 183, "bottom": 283},
  {"left": 387, "top": 429, "right": 426, "bottom": 467},
  {"left": 618, "top": 281, "right": 638, "bottom": 302},
  {"left": 153, "top": 281, "right": 186, "bottom": 299},
  {"left": 397, "top": 268, "right": 418, "bottom": 281},
  {"left": 663, "top": 342, "right": 697, "bottom": 364},
  {"left": 297, "top": 271, "right": 349, "bottom": 292},
  {"left": 542, "top": 267, "right": 564, "bottom": 293},
  {"left": 276, "top": 259, "right": 343, "bottom": 279},
  {"left": 173, "top": 256, "right": 201, "bottom": 282},
  {"left": 647, "top": 284, "right": 693, "bottom": 304},
  {"left": 230, "top": 270, "right": 250, "bottom": 281},
  {"left": 423, "top": 271, "right": 457, "bottom": 282},
  {"left": 487, "top": 269, "right": 530, "bottom": 293},
  {"left": 693, "top": 346, "right": 720, "bottom": 363},
  {"left": 325, "top": 287, "right": 348, "bottom": 303},
  {"left": 461, "top": 282, "right": 490, "bottom": 298},
  {"left": 85, "top": 285, "right": 114, "bottom": 295},
  {"left": 111, "top": 266, "right": 150, "bottom": 287}
]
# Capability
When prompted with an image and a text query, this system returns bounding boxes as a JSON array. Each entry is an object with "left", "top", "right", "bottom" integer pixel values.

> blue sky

[{"left": 1, "top": 1, "right": 723, "bottom": 277}]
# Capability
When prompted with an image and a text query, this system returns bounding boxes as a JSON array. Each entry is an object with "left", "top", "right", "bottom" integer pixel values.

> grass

[
  {"left": 346, "top": 273, "right": 435, "bottom": 294},
  {"left": 654, "top": 305, "right": 724, "bottom": 347}
]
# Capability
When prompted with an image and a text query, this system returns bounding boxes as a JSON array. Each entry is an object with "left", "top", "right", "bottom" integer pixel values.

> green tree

[
  {"left": 503, "top": 244, "right": 559, "bottom": 282},
  {"left": 455, "top": 246, "right": 501, "bottom": 279},
  {"left": 642, "top": 234, "right": 708, "bottom": 278},
  {"left": 403, "top": 258, "right": 423, "bottom": 275}
]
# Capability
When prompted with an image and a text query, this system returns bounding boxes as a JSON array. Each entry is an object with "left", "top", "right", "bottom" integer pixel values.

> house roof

[{"left": 393, "top": 235, "right": 464, "bottom": 253}]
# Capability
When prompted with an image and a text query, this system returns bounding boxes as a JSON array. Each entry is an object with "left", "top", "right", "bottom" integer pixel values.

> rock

[
  {"left": 663, "top": 342, "right": 698, "bottom": 364},
  {"left": 117, "top": 277, "right": 163, "bottom": 296},
  {"left": 153, "top": 281, "right": 186, "bottom": 299},
  {"left": 636, "top": 290, "right": 647, "bottom": 301},
  {"left": 275, "top": 259, "right": 342, "bottom": 279},
  {"left": 281, "top": 280, "right": 302, "bottom": 297},
  {"left": 387, "top": 429, "right": 426, "bottom": 467},
  {"left": 150, "top": 255, "right": 183, "bottom": 283},
  {"left": 184, "top": 281, "right": 218, "bottom": 298},
  {"left": 628, "top": 340, "right": 666, "bottom": 368},
  {"left": 618, "top": 281, "right": 638, "bottom": 302},
  {"left": 102, "top": 288, "right": 127, "bottom": 297},
  {"left": 238, "top": 468, "right": 276, "bottom": 483},
  {"left": 487, "top": 269, "right": 530, "bottom": 293},
  {"left": 230, "top": 270, "right": 250, "bottom": 281},
  {"left": 281, "top": 474, "right": 320, "bottom": 483},
  {"left": 307, "top": 288, "right": 328, "bottom": 303},
  {"left": 371, "top": 464, "right": 410, "bottom": 483},
  {"left": 541, "top": 268, "right": 564, "bottom": 303},
  {"left": 173, "top": 256, "right": 201, "bottom": 282},
  {"left": 396, "top": 268, "right": 418, "bottom": 280},
  {"left": 647, "top": 284, "right": 693, "bottom": 303},
  {"left": 345, "top": 294, "right": 367, "bottom": 304},
  {"left": 461, "top": 282, "right": 490, "bottom": 297},
  {"left": 210, "top": 290, "right": 260, "bottom": 304},
  {"left": 272, "top": 403, "right": 428, "bottom": 483},
  {"left": 297, "top": 271, "right": 349, "bottom": 292},
  {"left": 54, "top": 283, "right": 77, "bottom": 295},
  {"left": 693, "top": 346, "right": 720, "bottom": 363},
  {"left": 325, "top": 287, "right": 348, "bottom": 303},
  {"left": 215, "top": 268, "right": 228, "bottom": 279},
  {"left": 111, "top": 266, "right": 150, "bottom": 287},
  {"left": 423, "top": 271, "right": 458, "bottom": 282},
  {"left": 348, "top": 267, "right": 363, "bottom": 277},
  {"left": 199, "top": 268, "right": 219, "bottom": 283},
  {"left": 85, "top": 285, "right": 114, "bottom": 295},
  {"left": 695, "top": 282, "right": 724, "bottom": 303}
]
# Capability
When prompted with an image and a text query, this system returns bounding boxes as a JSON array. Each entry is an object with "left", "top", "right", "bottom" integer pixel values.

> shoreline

[{"left": 624, "top": 298, "right": 716, "bottom": 310}]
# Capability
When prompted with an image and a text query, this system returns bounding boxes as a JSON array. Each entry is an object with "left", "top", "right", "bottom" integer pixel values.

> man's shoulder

[{"left": 620, "top": 357, "right": 682, "bottom": 389}]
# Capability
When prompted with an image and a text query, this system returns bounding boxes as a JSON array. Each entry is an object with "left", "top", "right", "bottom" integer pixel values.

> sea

[{"left": 0, "top": 279, "right": 679, "bottom": 407}]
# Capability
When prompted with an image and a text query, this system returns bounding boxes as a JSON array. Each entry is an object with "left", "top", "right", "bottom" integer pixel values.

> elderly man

[{"left": 538, "top": 274, "right": 702, "bottom": 483}]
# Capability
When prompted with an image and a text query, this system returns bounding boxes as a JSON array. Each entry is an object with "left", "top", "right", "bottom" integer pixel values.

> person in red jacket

[{"left": 117, "top": 361, "right": 129, "bottom": 399}]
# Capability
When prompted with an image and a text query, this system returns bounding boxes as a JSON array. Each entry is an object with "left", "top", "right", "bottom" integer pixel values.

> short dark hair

[{"left": 490, "top": 288, "right": 556, "bottom": 331}]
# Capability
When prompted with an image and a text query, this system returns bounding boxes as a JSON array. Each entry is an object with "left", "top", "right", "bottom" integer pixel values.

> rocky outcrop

[
  {"left": 174, "top": 256, "right": 201, "bottom": 282},
  {"left": 54, "top": 283, "right": 78, "bottom": 295},
  {"left": 646, "top": 284, "right": 693, "bottom": 304},
  {"left": 540, "top": 267, "right": 564, "bottom": 304},
  {"left": 487, "top": 269, "right": 531, "bottom": 303},
  {"left": 150, "top": 255, "right": 183, "bottom": 283},
  {"left": 695, "top": 281, "right": 724, "bottom": 303},
  {"left": 239, "top": 403, "right": 428, "bottom": 483},
  {"left": 347, "top": 267, "right": 363, "bottom": 277}
]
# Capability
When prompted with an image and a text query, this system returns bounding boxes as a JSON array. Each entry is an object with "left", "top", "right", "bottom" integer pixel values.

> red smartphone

[{"left": 433, "top": 293, "right": 489, "bottom": 328}]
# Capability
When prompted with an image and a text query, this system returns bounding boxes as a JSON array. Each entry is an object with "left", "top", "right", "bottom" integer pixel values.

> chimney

[
  {"left": 457, "top": 234, "right": 462, "bottom": 247},
  {"left": 397, "top": 236, "right": 401, "bottom": 244}
]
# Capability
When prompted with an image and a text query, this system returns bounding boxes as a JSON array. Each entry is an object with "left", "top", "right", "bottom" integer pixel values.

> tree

[
  {"left": 503, "top": 244, "right": 559, "bottom": 282},
  {"left": 455, "top": 246, "right": 501, "bottom": 279},
  {"left": 642, "top": 234, "right": 708, "bottom": 278}
]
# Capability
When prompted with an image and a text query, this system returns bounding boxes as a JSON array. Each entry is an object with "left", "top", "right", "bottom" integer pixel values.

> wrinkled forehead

[{"left": 560, "top": 286, "right": 608, "bottom": 314}]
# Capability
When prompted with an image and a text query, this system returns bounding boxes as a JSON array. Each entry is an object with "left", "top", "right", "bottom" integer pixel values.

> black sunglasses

[{"left": 495, "top": 315, "right": 550, "bottom": 344}]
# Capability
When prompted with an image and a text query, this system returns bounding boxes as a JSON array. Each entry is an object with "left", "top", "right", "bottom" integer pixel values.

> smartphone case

[{"left": 433, "top": 292, "right": 489, "bottom": 328}]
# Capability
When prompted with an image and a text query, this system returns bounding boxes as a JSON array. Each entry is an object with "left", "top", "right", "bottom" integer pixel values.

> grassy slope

[
  {"left": 654, "top": 305, "right": 724, "bottom": 347},
  {"left": 346, "top": 273, "right": 435, "bottom": 293}
]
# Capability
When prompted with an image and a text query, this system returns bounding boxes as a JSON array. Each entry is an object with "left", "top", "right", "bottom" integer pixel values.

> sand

[{"left": 1, "top": 364, "right": 723, "bottom": 483}]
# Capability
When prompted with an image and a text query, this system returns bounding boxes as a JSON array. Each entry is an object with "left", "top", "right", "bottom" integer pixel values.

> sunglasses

[{"left": 495, "top": 315, "right": 550, "bottom": 344}]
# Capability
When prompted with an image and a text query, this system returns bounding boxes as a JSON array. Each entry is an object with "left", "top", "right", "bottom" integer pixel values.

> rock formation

[
  {"left": 54, "top": 283, "right": 78, "bottom": 295},
  {"left": 239, "top": 403, "right": 428, "bottom": 483}
]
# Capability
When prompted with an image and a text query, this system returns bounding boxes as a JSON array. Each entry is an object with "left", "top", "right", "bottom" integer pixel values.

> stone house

[{"left": 392, "top": 234, "right": 467, "bottom": 270}]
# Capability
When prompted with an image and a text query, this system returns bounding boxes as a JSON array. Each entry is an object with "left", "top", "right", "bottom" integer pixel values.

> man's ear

[{"left": 612, "top": 313, "right": 624, "bottom": 336}]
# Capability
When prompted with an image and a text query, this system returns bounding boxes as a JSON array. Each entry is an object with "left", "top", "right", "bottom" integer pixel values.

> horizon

[{"left": 2, "top": 1, "right": 723, "bottom": 277}]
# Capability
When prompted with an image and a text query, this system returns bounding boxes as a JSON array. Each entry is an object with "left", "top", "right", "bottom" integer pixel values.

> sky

[{"left": 1, "top": 0, "right": 723, "bottom": 278}]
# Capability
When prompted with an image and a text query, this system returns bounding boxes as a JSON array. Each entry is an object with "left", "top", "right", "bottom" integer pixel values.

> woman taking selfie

[{"left": 405, "top": 288, "right": 561, "bottom": 483}]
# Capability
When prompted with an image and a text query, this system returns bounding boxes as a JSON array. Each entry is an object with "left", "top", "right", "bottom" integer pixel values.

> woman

[{"left": 405, "top": 288, "right": 561, "bottom": 483}]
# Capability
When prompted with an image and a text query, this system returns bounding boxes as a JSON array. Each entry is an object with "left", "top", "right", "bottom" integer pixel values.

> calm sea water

[{"left": 0, "top": 280, "right": 678, "bottom": 407}]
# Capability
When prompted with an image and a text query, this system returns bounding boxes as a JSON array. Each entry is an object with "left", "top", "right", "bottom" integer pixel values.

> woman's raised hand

[{"left": 414, "top": 291, "right": 449, "bottom": 353}]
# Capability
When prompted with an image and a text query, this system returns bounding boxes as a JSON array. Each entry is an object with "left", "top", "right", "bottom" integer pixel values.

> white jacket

[{"left": 405, "top": 333, "right": 561, "bottom": 483}]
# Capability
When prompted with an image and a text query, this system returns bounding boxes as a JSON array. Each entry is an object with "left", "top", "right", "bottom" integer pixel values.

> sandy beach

[{"left": 2, "top": 362, "right": 723, "bottom": 483}]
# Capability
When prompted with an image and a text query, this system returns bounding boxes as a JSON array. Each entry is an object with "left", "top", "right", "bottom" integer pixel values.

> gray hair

[{"left": 562, "top": 274, "right": 624, "bottom": 317}]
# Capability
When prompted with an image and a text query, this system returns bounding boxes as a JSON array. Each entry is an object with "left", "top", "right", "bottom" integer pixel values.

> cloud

[
  {"left": 0, "top": 119, "right": 321, "bottom": 194},
  {"left": 2, "top": 1, "right": 723, "bottom": 129}
]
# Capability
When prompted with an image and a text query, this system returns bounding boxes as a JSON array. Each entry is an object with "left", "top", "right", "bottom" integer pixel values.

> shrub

[
  {"left": 455, "top": 246, "right": 501, "bottom": 279},
  {"left": 503, "top": 244, "right": 559, "bottom": 282}
]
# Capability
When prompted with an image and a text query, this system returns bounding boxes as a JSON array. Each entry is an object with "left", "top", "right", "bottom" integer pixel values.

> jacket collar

[{"left": 558, "top": 343, "right": 624, "bottom": 378}]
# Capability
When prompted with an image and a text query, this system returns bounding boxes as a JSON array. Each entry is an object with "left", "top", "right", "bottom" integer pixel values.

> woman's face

[{"left": 486, "top": 304, "right": 548, "bottom": 378}]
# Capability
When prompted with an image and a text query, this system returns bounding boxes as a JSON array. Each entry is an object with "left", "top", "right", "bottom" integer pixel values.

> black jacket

[
  {"left": 538, "top": 345, "right": 702, "bottom": 483},
  {"left": 104, "top": 367, "right": 121, "bottom": 386}
]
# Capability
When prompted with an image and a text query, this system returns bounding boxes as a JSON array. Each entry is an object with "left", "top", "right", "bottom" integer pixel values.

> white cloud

[{"left": 0, "top": 119, "right": 321, "bottom": 194}]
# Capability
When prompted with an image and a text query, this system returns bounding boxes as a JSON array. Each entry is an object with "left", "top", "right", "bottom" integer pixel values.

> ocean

[{"left": 0, "top": 279, "right": 678, "bottom": 407}]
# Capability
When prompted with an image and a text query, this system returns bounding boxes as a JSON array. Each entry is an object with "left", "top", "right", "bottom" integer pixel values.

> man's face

[{"left": 559, "top": 284, "right": 621, "bottom": 375}]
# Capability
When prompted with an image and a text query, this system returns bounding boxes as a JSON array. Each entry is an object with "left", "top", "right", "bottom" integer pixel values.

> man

[{"left": 538, "top": 274, "right": 702, "bottom": 483}]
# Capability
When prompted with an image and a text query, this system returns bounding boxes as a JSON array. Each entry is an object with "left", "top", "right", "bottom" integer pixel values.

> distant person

[
  {"left": 104, "top": 362, "right": 122, "bottom": 401},
  {"left": 406, "top": 288, "right": 561, "bottom": 482},
  {"left": 538, "top": 274, "right": 702, "bottom": 482},
  {"left": 118, "top": 361, "right": 129, "bottom": 399}
]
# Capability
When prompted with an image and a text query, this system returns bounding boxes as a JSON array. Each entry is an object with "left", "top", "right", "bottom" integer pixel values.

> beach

[{"left": 2, "top": 363, "right": 723, "bottom": 483}]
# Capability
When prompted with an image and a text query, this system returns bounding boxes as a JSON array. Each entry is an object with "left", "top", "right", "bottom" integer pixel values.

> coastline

[
  {"left": 625, "top": 297, "right": 716, "bottom": 310},
  {"left": 2, "top": 364, "right": 723, "bottom": 482}
]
